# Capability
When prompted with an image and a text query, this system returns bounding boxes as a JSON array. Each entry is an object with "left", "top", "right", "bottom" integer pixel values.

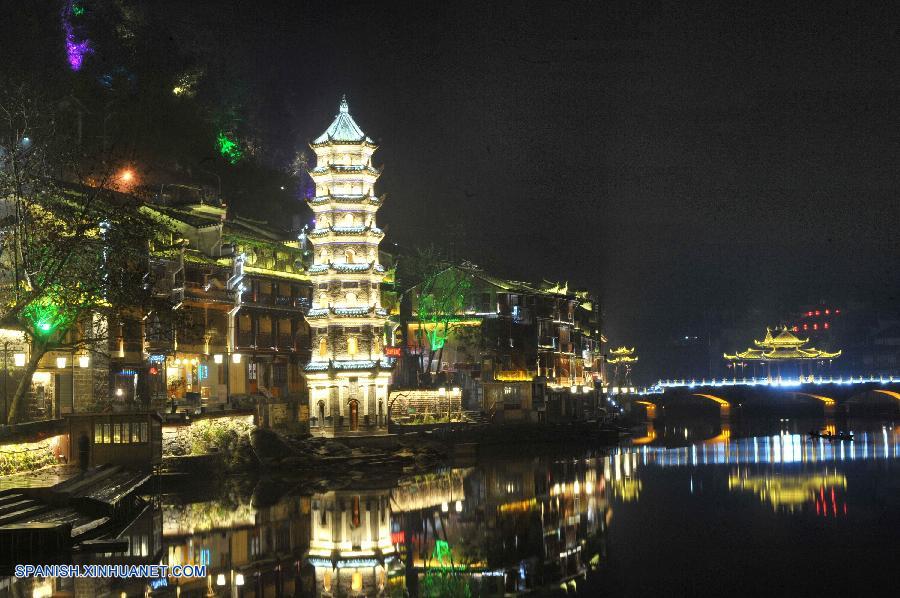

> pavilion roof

[
  {"left": 312, "top": 96, "right": 374, "bottom": 145},
  {"left": 725, "top": 327, "right": 841, "bottom": 361}
]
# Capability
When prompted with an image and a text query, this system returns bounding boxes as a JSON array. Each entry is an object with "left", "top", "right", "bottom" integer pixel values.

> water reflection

[{"left": 2, "top": 420, "right": 898, "bottom": 596}]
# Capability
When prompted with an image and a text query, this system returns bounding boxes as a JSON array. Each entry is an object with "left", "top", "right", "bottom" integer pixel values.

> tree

[
  {"left": 396, "top": 246, "right": 472, "bottom": 381},
  {"left": 1, "top": 88, "right": 163, "bottom": 424}
]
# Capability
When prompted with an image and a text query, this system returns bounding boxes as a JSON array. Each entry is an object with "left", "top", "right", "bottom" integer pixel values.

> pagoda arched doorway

[
  {"left": 317, "top": 401, "right": 326, "bottom": 427},
  {"left": 349, "top": 399, "right": 360, "bottom": 431}
]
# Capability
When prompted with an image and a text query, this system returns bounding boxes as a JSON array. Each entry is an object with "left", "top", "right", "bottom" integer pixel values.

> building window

[
  {"left": 345, "top": 249, "right": 355, "bottom": 264},
  {"left": 103, "top": 423, "right": 111, "bottom": 444},
  {"left": 94, "top": 423, "right": 103, "bottom": 443},
  {"left": 346, "top": 292, "right": 357, "bottom": 304},
  {"left": 348, "top": 337, "right": 358, "bottom": 355},
  {"left": 121, "top": 423, "right": 130, "bottom": 443},
  {"left": 273, "top": 363, "right": 287, "bottom": 385},
  {"left": 248, "top": 361, "right": 258, "bottom": 381},
  {"left": 131, "top": 423, "right": 141, "bottom": 443},
  {"left": 319, "top": 338, "right": 328, "bottom": 357}
]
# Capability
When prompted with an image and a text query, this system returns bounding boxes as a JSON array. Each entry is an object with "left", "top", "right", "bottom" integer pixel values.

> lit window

[
  {"left": 824, "top": 322, "right": 830, "bottom": 329},
  {"left": 140, "top": 422, "right": 149, "bottom": 443},
  {"left": 803, "top": 324, "right": 808, "bottom": 330},
  {"left": 94, "top": 423, "right": 103, "bottom": 443},
  {"left": 122, "top": 423, "right": 130, "bottom": 444},
  {"left": 348, "top": 337, "right": 358, "bottom": 355},
  {"left": 792, "top": 326, "right": 799, "bottom": 332},
  {"left": 319, "top": 337, "right": 328, "bottom": 357},
  {"left": 835, "top": 309, "right": 840, "bottom": 314},
  {"left": 351, "top": 572, "right": 362, "bottom": 592},
  {"left": 103, "top": 423, "right": 111, "bottom": 443},
  {"left": 813, "top": 323, "right": 818, "bottom": 330},
  {"left": 825, "top": 309, "right": 830, "bottom": 315},
  {"left": 815, "top": 310, "right": 820, "bottom": 316},
  {"left": 807, "top": 311, "right": 813, "bottom": 317},
  {"left": 113, "top": 423, "right": 121, "bottom": 443},
  {"left": 131, "top": 423, "right": 141, "bottom": 443}
]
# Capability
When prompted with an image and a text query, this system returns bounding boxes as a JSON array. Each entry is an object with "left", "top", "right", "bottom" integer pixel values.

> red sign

[{"left": 384, "top": 346, "right": 402, "bottom": 358}]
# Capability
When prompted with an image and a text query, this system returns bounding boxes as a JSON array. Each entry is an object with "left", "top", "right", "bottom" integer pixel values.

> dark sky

[
  {"left": 10, "top": 0, "right": 900, "bottom": 377},
  {"left": 234, "top": 0, "right": 899, "bottom": 364}
]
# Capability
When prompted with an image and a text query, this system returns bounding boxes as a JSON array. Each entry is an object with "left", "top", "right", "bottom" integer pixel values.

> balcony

[
  {"left": 277, "top": 334, "right": 294, "bottom": 350},
  {"left": 184, "top": 281, "right": 231, "bottom": 303}
]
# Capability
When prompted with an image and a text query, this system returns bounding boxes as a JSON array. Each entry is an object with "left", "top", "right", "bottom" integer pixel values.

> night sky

[
  {"left": 238, "top": 1, "right": 900, "bottom": 369},
  {"left": 7, "top": 1, "right": 900, "bottom": 379}
]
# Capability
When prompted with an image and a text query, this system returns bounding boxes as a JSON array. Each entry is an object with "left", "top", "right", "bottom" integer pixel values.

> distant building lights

[
  {"left": 232, "top": 353, "right": 242, "bottom": 364},
  {"left": 56, "top": 357, "right": 67, "bottom": 369},
  {"left": 115, "top": 388, "right": 124, "bottom": 397},
  {"left": 825, "top": 309, "right": 830, "bottom": 315},
  {"left": 824, "top": 322, "right": 830, "bottom": 329},
  {"left": 78, "top": 355, "right": 90, "bottom": 368},
  {"left": 813, "top": 324, "right": 818, "bottom": 330},
  {"left": 803, "top": 324, "right": 809, "bottom": 330},
  {"left": 213, "top": 354, "right": 223, "bottom": 364},
  {"left": 815, "top": 310, "right": 821, "bottom": 316},
  {"left": 14, "top": 353, "right": 26, "bottom": 367}
]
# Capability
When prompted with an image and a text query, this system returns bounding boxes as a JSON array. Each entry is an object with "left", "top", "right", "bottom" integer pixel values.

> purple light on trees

[{"left": 62, "top": 2, "right": 91, "bottom": 71}]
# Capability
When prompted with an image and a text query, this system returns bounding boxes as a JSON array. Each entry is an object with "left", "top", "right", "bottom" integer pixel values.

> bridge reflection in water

[{"left": 3, "top": 424, "right": 898, "bottom": 597}]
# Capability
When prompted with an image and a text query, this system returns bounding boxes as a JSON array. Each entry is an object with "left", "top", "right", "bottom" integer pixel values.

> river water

[{"left": 3, "top": 417, "right": 898, "bottom": 597}]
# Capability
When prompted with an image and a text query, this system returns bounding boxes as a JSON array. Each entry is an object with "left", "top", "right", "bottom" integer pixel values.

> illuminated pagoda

[
  {"left": 304, "top": 96, "right": 391, "bottom": 436},
  {"left": 607, "top": 346, "right": 638, "bottom": 391},
  {"left": 724, "top": 326, "right": 841, "bottom": 379}
]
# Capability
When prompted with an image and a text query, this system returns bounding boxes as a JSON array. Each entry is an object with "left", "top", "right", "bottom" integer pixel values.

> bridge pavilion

[{"left": 724, "top": 327, "right": 841, "bottom": 380}]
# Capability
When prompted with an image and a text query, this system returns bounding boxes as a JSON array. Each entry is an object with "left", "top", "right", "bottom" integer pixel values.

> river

[{"left": 2, "top": 416, "right": 898, "bottom": 597}]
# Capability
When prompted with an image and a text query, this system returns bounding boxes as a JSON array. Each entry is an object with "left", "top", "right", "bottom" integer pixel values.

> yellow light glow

[
  {"left": 14, "top": 353, "right": 26, "bottom": 367},
  {"left": 78, "top": 355, "right": 90, "bottom": 368},
  {"left": 56, "top": 356, "right": 67, "bottom": 369},
  {"left": 213, "top": 354, "right": 223, "bottom": 364},
  {"left": 874, "top": 389, "right": 900, "bottom": 401},
  {"left": 232, "top": 353, "right": 242, "bottom": 364}
]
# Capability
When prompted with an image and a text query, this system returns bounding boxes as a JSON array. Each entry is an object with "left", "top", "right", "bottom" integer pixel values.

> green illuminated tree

[{"left": 397, "top": 246, "right": 472, "bottom": 381}]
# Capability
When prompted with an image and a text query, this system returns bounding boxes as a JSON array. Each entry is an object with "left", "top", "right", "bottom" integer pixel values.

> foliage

[
  {"left": 0, "top": 442, "right": 57, "bottom": 476},
  {"left": 397, "top": 246, "right": 473, "bottom": 376}
]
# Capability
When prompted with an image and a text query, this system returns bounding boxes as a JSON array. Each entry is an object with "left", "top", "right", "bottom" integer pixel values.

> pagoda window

[
  {"left": 318, "top": 337, "right": 328, "bottom": 357},
  {"left": 345, "top": 249, "right": 355, "bottom": 264},
  {"left": 343, "top": 281, "right": 359, "bottom": 288},
  {"left": 342, "top": 212, "right": 354, "bottom": 226},
  {"left": 348, "top": 337, "right": 359, "bottom": 356},
  {"left": 346, "top": 292, "right": 358, "bottom": 304},
  {"left": 319, "top": 249, "right": 328, "bottom": 262}
]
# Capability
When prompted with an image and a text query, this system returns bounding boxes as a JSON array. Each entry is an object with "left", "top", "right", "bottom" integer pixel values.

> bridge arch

[{"left": 692, "top": 393, "right": 731, "bottom": 416}]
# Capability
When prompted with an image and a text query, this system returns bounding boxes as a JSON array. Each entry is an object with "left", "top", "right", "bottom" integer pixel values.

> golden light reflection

[{"left": 728, "top": 469, "right": 847, "bottom": 510}]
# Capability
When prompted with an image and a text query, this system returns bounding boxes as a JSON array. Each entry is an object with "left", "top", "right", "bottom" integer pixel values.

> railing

[{"left": 643, "top": 374, "right": 900, "bottom": 395}]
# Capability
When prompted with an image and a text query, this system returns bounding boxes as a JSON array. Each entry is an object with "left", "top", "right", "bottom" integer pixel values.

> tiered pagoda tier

[
  {"left": 724, "top": 327, "right": 841, "bottom": 379},
  {"left": 304, "top": 96, "right": 391, "bottom": 436}
]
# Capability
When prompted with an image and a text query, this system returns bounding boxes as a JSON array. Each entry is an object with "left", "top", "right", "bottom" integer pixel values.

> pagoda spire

[{"left": 339, "top": 94, "right": 349, "bottom": 114}]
